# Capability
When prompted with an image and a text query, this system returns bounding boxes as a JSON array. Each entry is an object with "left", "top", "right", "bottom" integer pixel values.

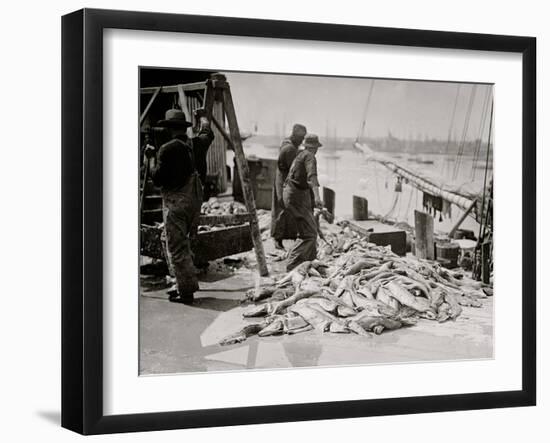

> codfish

[
  {"left": 436, "top": 302, "right": 451, "bottom": 323},
  {"left": 393, "top": 276, "right": 431, "bottom": 300},
  {"left": 334, "top": 275, "right": 355, "bottom": 297},
  {"left": 346, "top": 320, "right": 372, "bottom": 337},
  {"left": 243, "top": 303, "right": 272, "bottom": 317},
  {"left": 348, "top": 291, "right": 375, "bottom": 310},
  {"left": 443, "top": 291, "right": 463, "bottom": 320},
  {"left": 282, "top": 313, "right": 309, "bottom": 332},
  {"left": 340, "top": 291, "right": 355, "bottom": 308},
  {"left": 385, "top": 282, "right": 431, "bottom": 313},
  {"left": 352, "top": 315, "right": 403, "bottom": 334},
  {"left": 306, "top": 297, "right": 340, "bottom": 315},
  {"left": 376, "top": 286, "right": 401, "bottom": 311},
  {"left": 289, "top": 304, "right": 333, "bottom": 332},
  {"left": 328, "top": 322, "right": 350, "bottom": 333},
  {"left": 219, "top": 322, "right": 266, "bottom": 345},
  {"left": 267, "top": 287, "right": 295, "bottom": 302},
  {"left": 245, "top": 285, "right": 277, "bottom": 302},
  {"left": 344, "top": 259, "right": 379, "bottom": 276},
  {"left": 458, "top": 295, "right": 483, "bottom": 308},
  {"left": 258, "top": 318, "right": 284, "bottom": 336},
  {"left": 276, "top": 261, "right": 312, "bottom": 288},
  {"left": 270, "top": 289, "right": 317, "bottom": 315}
]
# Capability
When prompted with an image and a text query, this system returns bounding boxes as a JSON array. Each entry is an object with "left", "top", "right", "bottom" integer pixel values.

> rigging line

[
  {"left": 470, "top": 88, "right": 489, "bottom": 179},
  {"left": 454, "top": 84, "right": 477, "bottom": 179},
  {"left": 444, "top": 84, "right": 461, "bottom": 177},
  {"left": 455, "top": 84, "right": 477, "bottom": 177},
  {"left": 356, "top": 79, "right": 376, "bottom": 142},
  {"left": 403, "top": 184, "right": 414, "bottom": 221},
  {"left": 453, "top": 84, "right": 477, "bottom": 180},
  {"left": 373, "top": 162, "right": 382, "bottom": 208},
  {"left": 396, "top": 183, "right": 405, "bottom": 220},
  {"left": 471, "top": 86, "right": 492, "bottom": 181},
  {"left": 383, "top": 192, "right": 400, "bottom": 221},
  {"left": 445, "top": 84, "right": 461, "bottom": 156},
  {"left": 477, "top": 101, "right": 494, "bottom": 244}
]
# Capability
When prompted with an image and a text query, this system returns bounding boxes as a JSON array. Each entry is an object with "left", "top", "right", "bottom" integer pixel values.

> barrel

[{"left": 435, "top": 241, "right": 460, "bottom": 268}]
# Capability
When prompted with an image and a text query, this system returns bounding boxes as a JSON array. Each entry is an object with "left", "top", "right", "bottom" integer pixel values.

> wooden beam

[
  {"left": 198, "top": 213, "right": 252, "bottom": 226},
  {"left": 448, "top": 198, "right": 478, "bottom": 239},
  {"left": 177, "top": 85, "right": 193, "bottom": 137},
  {"left": 211, "top": 116, "right": 234, "bottom": 148},
  {"left": 139, "top": 161, "right": 150, "bottom": 215},
  {"left": 220, "top": 81, "right": 269, "bottom": 276},
  {"left": 481, "top": 241, "right": 491, "bottom": 284},
  {"left": 139, "top": 86, "right": 161, "bottom": 126},
  {"left": 140, "top": 81, "right": 206, "bottom": 94},
  {"left": 191, "top": 85, "right": 233, "bottom": 149},
  {"left": 202, "top": 78, "right": 216, "bottom": 121}
]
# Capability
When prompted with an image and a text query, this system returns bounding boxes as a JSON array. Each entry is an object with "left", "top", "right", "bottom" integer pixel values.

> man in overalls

[
  {"left": 283, "top": 133, "right": 323, "bottom": 271},
  {"left": 145, "top": 109, "right": 215, "bottom": 304},
  {"left": 271, "top": 124, "right": 307, "bottom": 250}
]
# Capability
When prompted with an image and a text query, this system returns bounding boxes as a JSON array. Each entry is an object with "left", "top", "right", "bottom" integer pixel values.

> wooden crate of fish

[
  {"left": 346, "top": 220, "right": 407, "bottom": 256},
  {"left": 140, "top": 213, "right": 253, "bottom": 263}
]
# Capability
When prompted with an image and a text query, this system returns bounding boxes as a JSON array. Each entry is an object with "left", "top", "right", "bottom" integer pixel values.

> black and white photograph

[
  {"left": 2, "top": 0, "right": 546, "bottom": 439},
  {"left": 139, "top": 68, "right": 494, "bottom": 375}
]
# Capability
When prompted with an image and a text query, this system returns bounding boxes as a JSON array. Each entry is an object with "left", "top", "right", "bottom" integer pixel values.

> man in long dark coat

[
  {"left": 283, "top": 133, "right": 323, "bottom": 271},
  {"left": 145, "top": 109, "right": 214, "bottom": 304},
  {"left": 271, "top": 123, "right": 307, "bottom": 250}
]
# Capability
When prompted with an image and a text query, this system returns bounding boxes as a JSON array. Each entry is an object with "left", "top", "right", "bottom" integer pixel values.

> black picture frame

[{"left": 62, "top": 8, "right": 536, "bottom": 435}]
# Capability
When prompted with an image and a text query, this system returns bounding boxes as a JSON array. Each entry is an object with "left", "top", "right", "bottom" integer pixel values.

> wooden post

[
  {"left": 211, "top": 116, "right": 234, "bottom": 148},
  {"left": 481, "top": 241, "right": 491, "bottom": 284},
  {"left": 219, "top": 78, "right": 269, "bottom": 276},
  {"left": 177, "top": 85, "right": 193, "bottom": 138},
  {"left": 203, "top": 77, "right": 217, "bottom": 121},
  {"left": 322, "top": 187, "right": 335, "bottom": 215},
  {"left": 414, "top": 210, "right": 434, "bottom": 260},
  {"left": 352, "top": 195, "right": 369, "bottom": 220},
  {"left": 139, "top": 86, "right": 161, "bottom": 126}
]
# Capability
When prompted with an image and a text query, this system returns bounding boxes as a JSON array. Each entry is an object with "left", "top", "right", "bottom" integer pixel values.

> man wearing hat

[
  {"left": 271, "top": 123, "right": 307, "bottom": 250},
  {"left": 145, "top": 108, "right": 215, "bottom": 303},
  {"left": 282, "top": 133, "right": 324, "bottom": 271}
]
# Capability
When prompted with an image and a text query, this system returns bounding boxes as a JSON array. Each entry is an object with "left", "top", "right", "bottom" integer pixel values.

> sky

[{"left": 225, "top": 71, "right": 493, "bottom": 141}]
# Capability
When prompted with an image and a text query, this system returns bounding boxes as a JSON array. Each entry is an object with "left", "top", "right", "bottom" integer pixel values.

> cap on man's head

[
  {"left": 291, "top": 124, "right": 307, "bottom": 137},
  {"left": 303, "top": 133, "right": 323, "bottom": 149}
]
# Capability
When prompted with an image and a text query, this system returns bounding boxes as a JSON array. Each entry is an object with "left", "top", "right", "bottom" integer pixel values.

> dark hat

[
  {"left": 303, "top": 133, "right": 323, "bottom": 148},
  {"left": 157, "top": 109, "right": 193, "bottom": 128},
  {"left": 291, "top": 123, "right": 307, "bottom": 136}
]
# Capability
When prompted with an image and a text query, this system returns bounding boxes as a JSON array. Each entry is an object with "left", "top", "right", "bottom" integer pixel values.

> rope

[
  {"left": 404, "top": 184, "right": 414, "bottom": 219},
  {"left": 356, "top": 79, "right": 376, "bottom": 142},
  {"left": 477, "top": 101, "right": 494, "bottom": 243},
  {"left": 453, "top": 84, "right": 477, "bottom": 180},
  {"left": 373, "top": 162, "right": 382, "bottom": 209},
  {"left": 382, "top": 192, "right": 400, "bottom": 221},
  {"left": 470, "top": 86, "right": 492, "bottom": 181},
  {"left": 444, "top": 84, "right": 461, "bottom": 177}
]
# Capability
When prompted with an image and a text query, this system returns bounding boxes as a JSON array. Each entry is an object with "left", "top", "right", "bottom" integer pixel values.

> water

[{"left": 241, "top": 139, "right": 489, "bottom": 235}]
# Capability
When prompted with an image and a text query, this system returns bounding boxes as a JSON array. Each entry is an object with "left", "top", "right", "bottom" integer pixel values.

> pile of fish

[
  {"left": 197, "top": 198, "right": 249, "bottom": 233},
  {"left": 220, "top": 226, "right": 490, "bottom": 345},
  {"left": 201, "top": 197, "right": 247, "bottom": 216}
]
